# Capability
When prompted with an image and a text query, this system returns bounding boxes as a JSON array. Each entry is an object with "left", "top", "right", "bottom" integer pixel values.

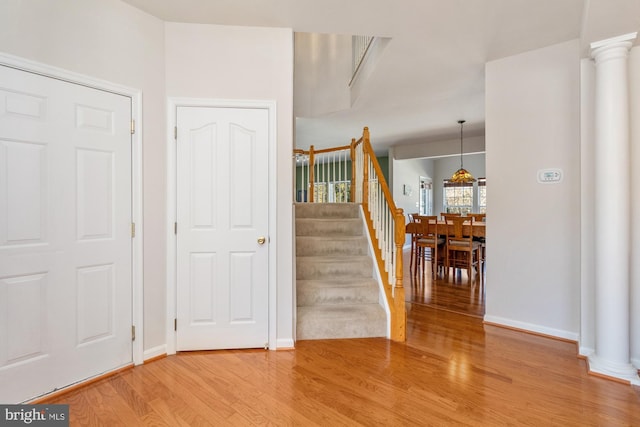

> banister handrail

[
  {"left": 293, "top": 127, "right": 406, "bottom": 342},
  {"left": 357, "top": 127, "right": 405, "bottom": 341}
]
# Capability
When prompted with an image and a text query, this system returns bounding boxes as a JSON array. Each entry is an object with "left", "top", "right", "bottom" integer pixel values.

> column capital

[{"left": 590, "top": 32, "right": 637, "bottom": 61}]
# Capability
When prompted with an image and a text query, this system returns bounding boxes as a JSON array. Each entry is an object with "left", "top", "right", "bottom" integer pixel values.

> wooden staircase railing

[{"left": 293, "top": 127, "right": 406, "bottom": 341}]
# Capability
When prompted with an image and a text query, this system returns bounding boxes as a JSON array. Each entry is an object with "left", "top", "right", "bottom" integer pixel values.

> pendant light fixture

[{"left": 450, "top": 119, "right": 476, "bottom": 183}]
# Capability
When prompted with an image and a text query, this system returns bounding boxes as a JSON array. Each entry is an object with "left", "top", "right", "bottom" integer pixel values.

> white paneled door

[
  {"left": 176, "top": 106, "right": 269, "bottom": 350},
  {"left": 0, "top": 65, "right": 132, "bottom": 403}
]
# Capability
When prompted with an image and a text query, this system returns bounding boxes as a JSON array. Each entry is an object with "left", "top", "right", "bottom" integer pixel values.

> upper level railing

[
  {"left": 294, "top": 145, "right": 352, "bottom": 203},
  {"left": 350, "top": 35, "right": 374, "bottom": 85},
  {"left": 293, "top": 127, "right": 406, "bottom": 342}
]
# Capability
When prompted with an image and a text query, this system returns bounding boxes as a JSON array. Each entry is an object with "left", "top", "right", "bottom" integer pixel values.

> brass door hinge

[
  {"left": 132, "top": 325, "right": 136, "bottom": 341},
  {"left": 131, "top": 223, "right": 136, "bottom": 238},
  {"left": 131, "top": 119, "right": 135, "bottom": 135}
]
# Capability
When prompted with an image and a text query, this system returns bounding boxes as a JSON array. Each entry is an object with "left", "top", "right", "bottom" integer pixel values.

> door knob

[{"left": 257, "top": 236, "right": 266, "bottom": 245}]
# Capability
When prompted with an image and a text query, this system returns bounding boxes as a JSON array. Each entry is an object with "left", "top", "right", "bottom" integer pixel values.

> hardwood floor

[
  {"left": 44, "top": 307, "right": 640, "bottom": 425},
  {"left": 405, "top": 248, "right": 485, "bottom": 317}
]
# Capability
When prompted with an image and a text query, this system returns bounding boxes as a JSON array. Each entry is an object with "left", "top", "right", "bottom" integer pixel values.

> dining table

[{"left": 405, "top": 220, "right": 486, "bottom": 238}]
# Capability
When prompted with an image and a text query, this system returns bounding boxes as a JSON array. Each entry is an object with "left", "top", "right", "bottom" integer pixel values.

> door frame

[
  {"left": 0, "top": 52, "right": 144, "bottom": 366},
  {"left": 166, "top": 98, "right": 277, "bottom": 354}
]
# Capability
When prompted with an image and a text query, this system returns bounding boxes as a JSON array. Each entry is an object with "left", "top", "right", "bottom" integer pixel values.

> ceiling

[{"left": 121, "top": 0, "right": 640, "bottom": 152}]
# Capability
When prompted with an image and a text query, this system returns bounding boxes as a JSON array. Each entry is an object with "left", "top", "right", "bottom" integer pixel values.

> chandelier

[{"left": 450, "top": 120, "right": 476, "bottom": 183}]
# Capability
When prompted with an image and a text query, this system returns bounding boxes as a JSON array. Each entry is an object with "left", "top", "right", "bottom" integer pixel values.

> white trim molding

[
  {"left": 483, "top": 315, "right": 579, "bottom": 342},
  {"left": 143, "top": 345, "right": 168, "bottom": 362}
]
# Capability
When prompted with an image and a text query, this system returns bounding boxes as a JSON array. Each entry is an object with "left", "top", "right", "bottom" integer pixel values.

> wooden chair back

[
  {"left": 417, "top": 216, "right": 438, "bottom": 236},
  {"left": 412, "top": 215, "right": 430, "bottom": 224},
  {"left": 468, "top": 213, "right": 486, "bottom": 222},
  {"left": 446, "top": 216, "right": 474, "bottom": 244},
  {"left": 441, "top": 212, "right": 462, "bottom": 221}
]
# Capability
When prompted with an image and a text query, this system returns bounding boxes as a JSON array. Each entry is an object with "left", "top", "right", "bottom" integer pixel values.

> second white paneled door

[{"left": 176, "top": 106, "right": 269, "bottom": 350}]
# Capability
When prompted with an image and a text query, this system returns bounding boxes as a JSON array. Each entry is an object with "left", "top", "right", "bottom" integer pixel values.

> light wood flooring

[
  {"left": 43, "top": 288, "right": 640, "bottom": 425},
  {"left": 405, "top": 248, "right": 485, "bottom": 317}
]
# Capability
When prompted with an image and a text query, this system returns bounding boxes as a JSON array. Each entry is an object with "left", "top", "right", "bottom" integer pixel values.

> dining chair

[
  {"left": 441, "top": 212, "right": 462, "bottom": 222},
  {"left": 415, "top": 216, "right": 445, "bottom": 278},
  {"left": 467, "top": 214, "right": 486, "bottom": 273},
  {"left": 444, "top": 216, "right": 481, "bottom": 284},
  {"left": 408, "top": 215, "right": 430, "bottom": 272},
  {"left": 468, "top": 213, "right": 486, "bottom": 222},
  {"left": 406, "top": 221, "right": 421, "bottom": 272}
]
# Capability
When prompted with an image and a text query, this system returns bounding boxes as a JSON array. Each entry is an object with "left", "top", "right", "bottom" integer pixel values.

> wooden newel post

[{"left": 393, "top": 208, "right": 406, "bottom": 341}]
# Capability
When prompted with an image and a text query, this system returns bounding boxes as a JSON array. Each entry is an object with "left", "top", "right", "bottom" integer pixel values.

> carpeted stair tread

[
  {"left": 296, "top": 278, "right": 380, "bottom": 306},
  {"left": 296, "top": 235, "right": 368, "bottom": 256},
  {"left": 295, "top": 218, "right": 363, "bottom": 236},
  {"left": 295, "top": 203, "right": 360, "bottom": 219},
  {"left": 296, "top": 256, "right": 373, "bottom": 280}
]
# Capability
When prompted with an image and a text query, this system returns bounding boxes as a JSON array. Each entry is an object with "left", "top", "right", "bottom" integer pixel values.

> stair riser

[
  {"left": 296, "top": 219, "right": 363, "bottom": 236},
  {"left": 296, "top": 237, "right": 368, "bottom": 256},
  {"left": 297, "top": 286, "right": 379, "bottom": 306},
  {"left": 297, "top": 317, "right": 386, "bottom": 340},
  {"left": 295, "top": 203, "right": 360, "bottom": 219},
  {"left": 296, "top": 259, "right": 372, "bottom": 280}
]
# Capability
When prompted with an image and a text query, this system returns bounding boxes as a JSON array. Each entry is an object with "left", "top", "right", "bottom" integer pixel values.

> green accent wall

[{"left": 294, "top": 156, "right": 389, "bottom": 186}]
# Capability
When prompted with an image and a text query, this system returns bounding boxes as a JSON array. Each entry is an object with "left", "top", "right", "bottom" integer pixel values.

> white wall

[
  {"left": 294, "top": 32, "right": 351, "bottom": 117},
  {"left": 0, "top": 0, "right": 168, "bottom": 352},
  {"left": 391, "top": 156, "right": 434, "bottom": 223},
  {"left": 165, "top": 22, "right": 295, "bottom": 347},
  {"left": 485, "top": 40, "right": 581, "bottom": 339}
]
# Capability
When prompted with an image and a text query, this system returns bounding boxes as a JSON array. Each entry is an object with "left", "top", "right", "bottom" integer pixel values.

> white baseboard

[
  {"left": 579, "top": 346, "right": 595, "bottom": 358},
  {"left": 143, "top": 345, "right": 167, "bottom": 362},
  {"left": 276, "top": 338, "right": 295, "bottom": 350},
  {"left": 483, "top": 315, "right": 579, "bottom": 342}
]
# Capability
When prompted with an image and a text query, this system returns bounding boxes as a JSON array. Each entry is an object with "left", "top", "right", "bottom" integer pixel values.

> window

[
  {"left": 314, "top": 181, "right": 351, "bottom": 203},
  {"left": 313, "top": 182, "right": 328, "bottom": 203},
  {"left": 419, "top": 178, "right": 432, "bottom": 215},
  {"left": 443, "top": 180, "right": 473, "bottom": 214},
  {"left": 329, "top": 181, "right": 351, "bottom": 203},
  {"left": 477, "top": 178, "right": 486, "bottom": 214}
]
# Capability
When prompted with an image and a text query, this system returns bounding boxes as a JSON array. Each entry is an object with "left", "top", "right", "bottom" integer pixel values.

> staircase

[{"left": 295, "top": 203, "right": 387, "bottom": 340}]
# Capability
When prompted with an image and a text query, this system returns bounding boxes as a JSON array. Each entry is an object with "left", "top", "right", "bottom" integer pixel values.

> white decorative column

[{"left": 589, "top": 32, "right": 639, "bottom": 384}]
